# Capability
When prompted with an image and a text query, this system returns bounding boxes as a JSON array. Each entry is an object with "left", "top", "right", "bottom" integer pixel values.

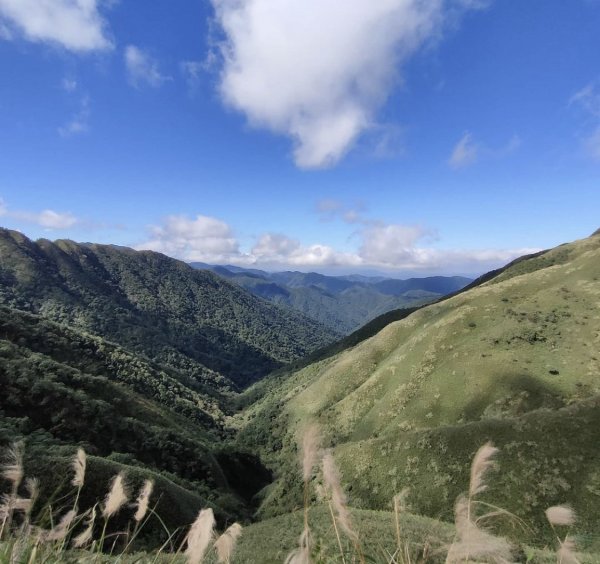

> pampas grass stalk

[
  {"left": 0, "top": 442, "right": 24, "bottom": 540},
  {"left": 73, "top": 505, "right": 97, "bottom": 548},
  {"left": 445, "top": 443, "right": 512, "bottom": 564},
  {"left": 42, "top": 509, "right": 77, "bottom": 543},
  {"left": 557, "top": 536, "right": 580, "bottom": 564},
  {"left": 469, "top": 442, "right": 498, "bottom": 500},
  {"left": 71, "top": 448, "right": 86, "bottom": 513},
  {"left": 103, "top": 473, "right": 128, "bottom": 520},
  {"left": 72, "top": 448, "right": 86, "bottom": 490},
  {"left": 322, "top": 450, "right": 365, "bottom": 564},
  {"left": 546, "top": 505, "right": 580, "bottom": 564},
  {"left": 99, "top": 472, "right": 129, "bottom": 553},
  {"left": 546, "top": 505, "right": 576, "bottom": 528},
  {"left": 322, "top": 451, "right": 356, "bottom": 541},
  {"left": 285, "top": 526, "right": 312, "bottom": 564},
  {"left": 213, "top": 522, "right": 242, "bottom": 564},
  {"left": 134, "top": 479, "right": 154, "bottom": 523},
  {"left": 184, "top": 507, "right": 215, "bottom": 564}
]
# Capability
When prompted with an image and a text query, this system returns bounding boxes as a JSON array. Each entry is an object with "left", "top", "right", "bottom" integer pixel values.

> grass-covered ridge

[{"left": 237, "top": 232, "right": 600, "bottom": 546}]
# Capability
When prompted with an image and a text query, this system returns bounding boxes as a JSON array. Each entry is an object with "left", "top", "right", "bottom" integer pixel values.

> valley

[{"left": 1, "top": 227, "right": 599, "bottom": 560}]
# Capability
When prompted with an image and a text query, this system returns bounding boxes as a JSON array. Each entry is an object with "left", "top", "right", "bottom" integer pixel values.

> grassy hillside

[
  {"left": 192, "top": 263, "right": 470, "bottom": 334},
  {"left": 237, "top": 232, "right": 600, "bottom": 547},
  {"left": 0, "top": 228, "right": 337, "bottom": 388}
]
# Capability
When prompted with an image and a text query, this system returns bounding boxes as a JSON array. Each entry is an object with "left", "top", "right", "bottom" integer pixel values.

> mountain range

[
  {"left": 1, "top": 226, "right": 599, "bottom": 555},
  {"left": 191, "top": 262, "right": 471, "bottom": 334}
]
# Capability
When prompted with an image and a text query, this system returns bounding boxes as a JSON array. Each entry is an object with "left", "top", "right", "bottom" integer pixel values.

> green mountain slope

[
  {"left": 192, "top": 263, "right": 471, "bottom": 334},
  {"left": 0, "top": 305, "right": 272, "bottom": 538},
  {"left": 237, "top": 232, "right": 600, "bottom": 544},
  {"left": 0, "top": 228, "right": 337, "bottom": 388}
]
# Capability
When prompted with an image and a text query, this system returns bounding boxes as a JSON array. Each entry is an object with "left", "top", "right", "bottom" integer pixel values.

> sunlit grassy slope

[{"left": 238, "top": 232, "right": 600, "bottom": 545}]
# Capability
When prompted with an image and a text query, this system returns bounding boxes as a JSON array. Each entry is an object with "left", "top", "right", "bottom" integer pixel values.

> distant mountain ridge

[{"left": 190, "top": 263, "right": 471, "bottom": 334}]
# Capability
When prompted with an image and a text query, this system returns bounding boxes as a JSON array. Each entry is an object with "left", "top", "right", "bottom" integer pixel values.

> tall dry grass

[
  {"left": 0, "top": 438, "right": 587, "bottom": 563},
  {"left": 0, "top": 443, "right": 242, "bottom": 563}
]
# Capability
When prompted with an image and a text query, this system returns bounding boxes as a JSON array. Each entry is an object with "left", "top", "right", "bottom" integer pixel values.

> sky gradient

[{"left": 0, "top": 0, "right": 599, "bottom": 276}]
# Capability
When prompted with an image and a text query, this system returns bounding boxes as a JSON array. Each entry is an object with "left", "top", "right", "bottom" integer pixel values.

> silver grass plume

[
  {"left": 102, "top": 473, "right": 128, "bottom": 519},
  {"left": 72, "top": 506, "right": 97, "bottom": 548},
  {"left": 185, "top": 507, "right": 215, "bottom": 564},
  {"left": 557, "top": 536, "right": 580, "bottom": 564},
  {"left": 322, "top": 450, "right": 357, "bottom": 541},
  {"left": 469, "top": 442, "right": 498, "bottom": 498},
  {"left": 2, "top": 443, "right": 24, "bottom": 491},
  {"left": 134, "top": 479, "right": 154, "bottom": 522},
  {"left": 71, "top": 448, "right": 86, "bottom": 489},
  {"left": 214, "top": 522, "right": 242, "bottom": 563},
  {"left": 42, "top": 510, "right": 77, "bottom": 542},
  {"left": 445, "top": 496, "right": 512, "bottom": 564},
  {"left": 301, "top": 424, "right": 321, "bottom": 482},
  {"left": 546, "top": 505, "right": 576, "bottom": 527},
  {"left": 285, "top": 527, "right": 312, "bottom": 564}
]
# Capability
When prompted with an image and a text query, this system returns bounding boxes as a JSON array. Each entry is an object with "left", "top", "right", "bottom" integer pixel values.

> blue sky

[{"left": 0, "top": 0, "right": 599, "bottom": 276}]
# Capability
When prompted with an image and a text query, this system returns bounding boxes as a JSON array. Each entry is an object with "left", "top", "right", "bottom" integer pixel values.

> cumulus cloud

[
  {"left": 448, "top": 131, "right": 479, "bottom": 169},
  {"left": 0, "top": 198, "right": 79, "bottom": 229},
  {"left": 125, "top": 46, "right": 171, "bottom": 88},
  {"left": 139, "top": 210, "right": 537, "bottom": 274},
  {"left": 210, "top": 0, "right": 486, "bottom": 169},
  {"left": 251, "top": 233, "right": 361, "bottom": 267},
  {"left": 137, "top": 215, "right": 241, "bottom": 262},
  {"left": 0, "top": 0, "right": 113, "bottom": 52}
]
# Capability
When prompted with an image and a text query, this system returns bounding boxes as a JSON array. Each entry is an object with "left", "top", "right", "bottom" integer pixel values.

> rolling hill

[
  {"left": 191, "top": 263, "right": 471, "bottom": 334},
  {"left": 237, "top": 230, "right": 600, "bottom": 547}
]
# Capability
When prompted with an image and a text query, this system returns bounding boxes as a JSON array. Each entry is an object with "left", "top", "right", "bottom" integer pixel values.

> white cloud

[
  {"left": 137, "top": 215, "right": 241, "bottom": 262},
  {"left": 0, "top": 198, "right": 79, "bottom": 230},
  {"left": 34, "top": 209, "right": 79, "bottom": 229},
  {"left": 139, "top": 211, "right": 537, "bottom": 274},
  {"left": 210, "top": 0, "right": 486, "bottom": 169},
  {"left": 359, "top": 223, "right": 432, "bottom": 265},
  {"left": 448, "top": 131, "right": 479, "bottom": 169},
  {"left": 125, "top": 45, "right": 170, "bottom": 88},
  {"left": 0, "top": 0, "right": 112, "bottom": 52},
  {"left": 251, "top": 233, "right": 361, "bottom": 267},
  {"left": 58, "top": 95, "right": 90, "bottom": 137}
]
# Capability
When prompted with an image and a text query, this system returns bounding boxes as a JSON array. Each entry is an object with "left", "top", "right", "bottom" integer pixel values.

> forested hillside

[{"left": 0, "top": 228, "right": 337, "bottom": 389}]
